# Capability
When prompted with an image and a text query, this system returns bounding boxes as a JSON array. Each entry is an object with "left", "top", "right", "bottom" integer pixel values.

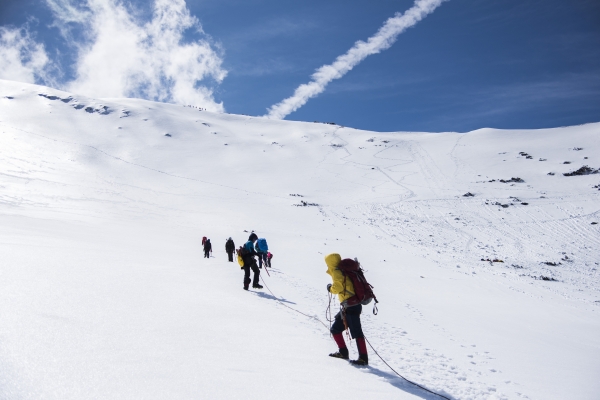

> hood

[{"left": 325, "top": 253, "right": 341, "bottom": 275}]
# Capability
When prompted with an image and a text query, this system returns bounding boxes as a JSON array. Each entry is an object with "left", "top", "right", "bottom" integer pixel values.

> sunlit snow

[{"left": 1, "top": 79, "right": 599, "bottom": 400}]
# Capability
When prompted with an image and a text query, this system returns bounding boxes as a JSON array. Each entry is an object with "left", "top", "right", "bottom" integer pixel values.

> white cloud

[
  {"left": 49, "top": 0, "right": 227, "bottom": 111},
  {"left": 265, "top": 0, "right": 448, "bottom": 120},
  {"left": 0, "top": 26, "right": 51, "bottom": 84}
]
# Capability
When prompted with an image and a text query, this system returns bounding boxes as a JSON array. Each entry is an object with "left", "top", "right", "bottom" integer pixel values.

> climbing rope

[
  {"left": 326, "top": 291, "right": 333, "bottom": 334},
  {"left": 364, "top": 337, "right": 451, "bottom": 400},
  {"left": 258, "top": 275, "right": 452, "bottom": 400},
  {"left": 259, "top": 276, "right": 328, "bottom": 330}
]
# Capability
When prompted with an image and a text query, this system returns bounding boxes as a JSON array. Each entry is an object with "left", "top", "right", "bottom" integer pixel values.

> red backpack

[{"left": 337, "top": 258, "right": 378, "bottom": 313}]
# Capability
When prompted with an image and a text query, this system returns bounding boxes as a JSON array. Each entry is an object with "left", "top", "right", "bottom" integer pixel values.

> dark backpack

[
  {"left": 337, "top": 258, "right": 378, "bottom": 313},
  {"left": 236, "top": 246, "right": 249, "bottom": 268}
]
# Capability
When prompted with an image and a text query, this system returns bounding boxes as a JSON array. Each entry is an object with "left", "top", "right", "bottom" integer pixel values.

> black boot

[
  {"left": 329, "top": 347, "right": 349, "bottom": 360},
  {"left": 252, "top": 284, "right": 263, "bottom": 289},
  {"left": 350, "top": 354, "right": 368, "bottom": 366}
]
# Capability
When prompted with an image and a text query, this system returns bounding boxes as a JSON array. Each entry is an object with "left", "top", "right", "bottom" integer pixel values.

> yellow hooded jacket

[{"left": 325, "top": 253, "right": 355, "bottom": 304}]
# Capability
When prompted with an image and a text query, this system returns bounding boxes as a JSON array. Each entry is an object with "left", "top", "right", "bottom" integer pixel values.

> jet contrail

[{"left": 265, "top": 0, "right": 448, "bottom": 120}]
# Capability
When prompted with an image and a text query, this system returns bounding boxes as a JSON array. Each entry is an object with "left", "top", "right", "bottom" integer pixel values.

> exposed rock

[
  {"left": 499, "top": 177, "right": 524, "bottom": 183},
  {"left": 563, "top": 166, "right": 599, "bottom": 176},
  {"left": 295, "top": 200, "right": 319, "bottom": 207}
]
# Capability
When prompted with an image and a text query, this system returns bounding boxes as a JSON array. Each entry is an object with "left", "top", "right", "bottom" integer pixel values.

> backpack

[
  {"left": 337, "top": 258, "right": 378, "bottom": 313},
  {"left": 256, "top": 238, "right": 268, "bottom": 252},
  {"left": 236, "top": 246, "right": 249, "bottom": 268}
]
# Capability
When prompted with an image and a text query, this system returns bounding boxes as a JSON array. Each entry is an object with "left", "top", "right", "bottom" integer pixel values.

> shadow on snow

[
  {"left": 252, "top": 291, "right": 297, "bottom": 305},
  {"left": 362, "top": 366, "right": 455, "bottom": 400}
]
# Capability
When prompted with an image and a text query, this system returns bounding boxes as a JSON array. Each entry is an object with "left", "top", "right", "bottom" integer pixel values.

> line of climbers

[
  {"left": 204, "top": 233, "right": 273, "bottom": 290},
  {"left": 203, "top": 233, "right": 377, "bottom": 366}
]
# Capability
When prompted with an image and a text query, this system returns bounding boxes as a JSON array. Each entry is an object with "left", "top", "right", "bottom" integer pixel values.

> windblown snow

[{"left": 1, "top": 79, "right": 599, "bottom": 400}]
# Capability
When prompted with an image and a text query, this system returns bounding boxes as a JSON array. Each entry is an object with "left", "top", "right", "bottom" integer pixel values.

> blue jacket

[
  {"left": 243, "top": 241, "right": 257, "bottom": 265},
  {"left": 244, "top": 240, "right": 256, "bottom": 253}
]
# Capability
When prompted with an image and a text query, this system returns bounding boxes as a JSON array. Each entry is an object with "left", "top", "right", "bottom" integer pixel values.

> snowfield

[{"left": 1, "top": 79, "right": 599, "bottom": 400}]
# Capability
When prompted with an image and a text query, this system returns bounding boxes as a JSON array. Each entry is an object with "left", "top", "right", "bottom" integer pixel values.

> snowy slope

[{"left": 1, "top": 79, "right": 599, "bottom": 400}]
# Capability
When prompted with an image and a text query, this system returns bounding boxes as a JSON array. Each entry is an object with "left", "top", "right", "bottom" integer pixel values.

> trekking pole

[{"left": 261, "top": 256, "right": 271, "bottom": 277}]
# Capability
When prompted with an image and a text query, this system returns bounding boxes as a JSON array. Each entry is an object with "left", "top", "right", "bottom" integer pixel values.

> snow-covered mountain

[{"left": 1, "top": 79, "right": 599, "bottom": 400}]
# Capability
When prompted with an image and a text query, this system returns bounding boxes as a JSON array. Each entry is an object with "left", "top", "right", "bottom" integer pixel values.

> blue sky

[{"left": 1, "top": 0, "right": 599, "bottom": 132}]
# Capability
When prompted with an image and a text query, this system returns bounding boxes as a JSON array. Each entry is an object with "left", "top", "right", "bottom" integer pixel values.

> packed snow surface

[{"left": 1, "top": 80, "right": 599, "bottom": 400}]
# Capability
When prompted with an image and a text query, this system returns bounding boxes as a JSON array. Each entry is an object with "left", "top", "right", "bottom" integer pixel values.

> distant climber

[
  {"left": 203, "top": 238, "right": 212, "bottom": 258},
  {"left": 242, "top": 233, "right": 262, "bottom": 290},
  {"left": 266, "top": 251, "right": 273, "bottom": 268},
  {"left": 325, "top": 253, "right": 368, "bottom": 366},
  {"left": 225, "top": 237, "right": 235, "bottom": 262},
  {"left": 255, "top": 237, "right": 269, "bottom": 269}
]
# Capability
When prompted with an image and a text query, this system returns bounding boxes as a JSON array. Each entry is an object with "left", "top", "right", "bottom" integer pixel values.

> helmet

[{"left": 248, "top": 233, "right": 258, "bottom": 241}]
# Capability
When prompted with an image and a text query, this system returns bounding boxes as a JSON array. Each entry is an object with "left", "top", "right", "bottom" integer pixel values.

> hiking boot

[
  {"left": 252, "top": 284, "right": 263, "bottom": 289},
  {"left": 328, "top": 348, "right": 349, "bottom": 360},
  {"left": 350, "top": 354, "right": 368, "bottom": 366},
  {"left": 243, "top": 286, "right": 249, "bottom": 291}
]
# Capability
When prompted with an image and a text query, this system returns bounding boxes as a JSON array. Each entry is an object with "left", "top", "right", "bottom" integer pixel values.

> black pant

[
  {"left": 243, "top": 261, "right": 260, "bottom": 288},
  {"left": 257, "top": 252, "right": 267, "bottom": 268},
  {"left": 204, "top": 250, "right": 210, "bottom": 258},
  {"left": 331, "top": 305, "right": 363, "bottom": 339},
  {"left": 227, "top": 251, "right": 233, "bottom": 262}
]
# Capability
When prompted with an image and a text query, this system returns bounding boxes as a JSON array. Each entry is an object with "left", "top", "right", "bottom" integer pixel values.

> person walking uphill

[
  {"left": 225, "top": 237, "right": 235, "bottom": 262},
  {"left": 325, "top": 253, "right": 368, "bottom": 366},
  {"left": 203, "top": 239, "right": 212, "bottom": 258},
  {"left": 242, "top": 233, "right": 262, "bottom": 290}
]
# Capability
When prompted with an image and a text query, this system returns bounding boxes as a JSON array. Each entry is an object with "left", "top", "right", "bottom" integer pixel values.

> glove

[{"left": 327, "top": 283, "right": 332, "bottom": 292}]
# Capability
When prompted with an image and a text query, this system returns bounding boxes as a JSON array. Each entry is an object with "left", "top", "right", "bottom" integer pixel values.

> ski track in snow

[{"left": 1, "top": 80, "right": 599, "bottom": 400}]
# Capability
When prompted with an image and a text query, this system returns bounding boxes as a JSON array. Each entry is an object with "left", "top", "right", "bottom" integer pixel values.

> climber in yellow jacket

[
  {"left": 325, "top": 253, "right": 368, "bottom": 366},
  {"left": 325, "top": 253, "right": 355, "bottom": 303}
]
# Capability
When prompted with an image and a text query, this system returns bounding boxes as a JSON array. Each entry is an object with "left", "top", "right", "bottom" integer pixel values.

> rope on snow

[{"left": 258, "top": 275, "right": 452, "bottom": 400}]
